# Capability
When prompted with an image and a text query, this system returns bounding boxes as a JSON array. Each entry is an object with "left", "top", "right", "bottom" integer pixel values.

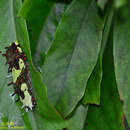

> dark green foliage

[
  {"left": 84, "top": 24, "right": 124, "bottom": 130},
  {"left": 0, "top": 0, "right": 129, "bottom": 129}
]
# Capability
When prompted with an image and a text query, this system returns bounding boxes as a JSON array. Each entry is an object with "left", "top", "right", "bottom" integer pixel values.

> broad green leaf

[
  {"left": 97, "top": 0, "right": 108, "bottom": 10},
  {"left": 19, "top": 0, "right": 57, "bottom": 56},
  {"left": 42, "top": 0, "right": 105, "bottom": 117},
  {"left": 84, "top": 26, "right": 124, "bottom": 130},
  {"left": 113, "top": 2, "right": 130, "bottom": 126},
  {"left": 19, "top": 0, "right": 68, "bottom": 68},
  {"left": 0, "top": 0, "right": 67, "bottom": 129},
  {"left": 82, "top": 6, "right": 114, "bottom": 105},
  {"left": 32, "top": 3, "right": 67, "bottom": 67},
  {"left": 32, "top": 3, "right": 67, "bottom": 53},
  {"left": 66, "top": 105, "right": 88, "bottom": 130}
]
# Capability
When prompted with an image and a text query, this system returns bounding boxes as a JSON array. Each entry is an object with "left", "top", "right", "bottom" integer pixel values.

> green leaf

[
  {"left": 113, "top": 2, "right": 130, "bottom": 126},
  {"left": 82, "top": 6, "right": 114, "bottom": 105},
  {"left": 19, "top": 0, "right": 68, "bottom": 68},
  {"left": 0, "top": 0, "right": 67, "bottom": 129},
  {"left": 97, "top": 0, "right": 108, "bottom": 10},
  {"left": 18, "top": 0, "right": 55, "bottom": 56},
  {"left": 42, "top": 0, "right": 105, "bottom": 117},
  {"left": 67, "top": 105, "right": 88, "bottom": 130},
  {"left": 84, "top": 25, "right": 124, "bottom": 130},
  {"left": 32, "top": 3, "right": 67, "bottom": 67}
]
